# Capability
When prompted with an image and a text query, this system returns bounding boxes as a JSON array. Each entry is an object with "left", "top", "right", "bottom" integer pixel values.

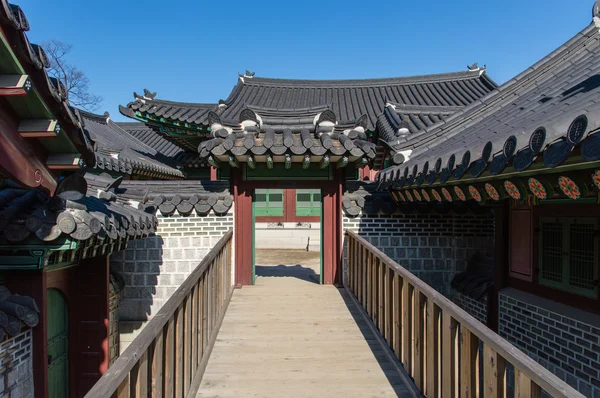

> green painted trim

[
  {"left": 131, "top": 112, "right": 210, "bottom": 135},
  {"left": 0, "top": 33, "right": 26, "bottom": 74},
  {"left": 244, "top": 163, "right": 332, "bottom": 181}
]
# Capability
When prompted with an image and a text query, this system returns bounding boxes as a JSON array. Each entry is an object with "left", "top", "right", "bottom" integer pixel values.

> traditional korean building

[
  {"left": 2, "top": 0, "right": 600, "bottom": 396},
  {"left": 374, "top": 5, "right": 600, "bottom": 396},
  {"left": 0, "top": 3, "right": 159, "bottom": 397}
]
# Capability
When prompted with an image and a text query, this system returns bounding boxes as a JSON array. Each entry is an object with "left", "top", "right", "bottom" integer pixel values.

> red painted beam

[{"left": 0, "top": 106, "right": 56, "bottom": 192}]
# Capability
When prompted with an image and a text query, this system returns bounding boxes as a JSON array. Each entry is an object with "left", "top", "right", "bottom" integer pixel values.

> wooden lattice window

[
  {"left": 539, "top": 217, "right": 599, "bottom": 298},
  {"left": 296, "top": 189, "right": 321, "bottom": 217},
  {"left": 254, "top": 189, "right": 284, "bottom": 217}
]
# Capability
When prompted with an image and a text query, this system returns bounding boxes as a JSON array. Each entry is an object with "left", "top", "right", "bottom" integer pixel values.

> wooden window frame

[
  {"left": 538, "top": 217, "right": 598, "bottom": 298},
  {"left": 255, "top": 188, "right": 321, "bottom": 223},
  {"left": 507, "top": 204, "right": 600, "bottom": 315},
  {"left": 295, "top": 189, "right": 322, "bottom": 217},
  {"left": 254, "top": 188, "right": 284, "bottom": 217}
]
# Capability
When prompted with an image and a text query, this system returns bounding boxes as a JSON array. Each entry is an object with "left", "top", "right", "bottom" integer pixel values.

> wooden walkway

[{"left": 196, "top": 264, "right": 418, "bottom": 397}]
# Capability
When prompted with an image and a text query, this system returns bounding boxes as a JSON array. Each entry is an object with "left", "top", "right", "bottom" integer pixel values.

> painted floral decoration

[
  {"left": 593, "top": 170, "right": 600, "bottom": 190},
  {"left": 469, "top": 186, "right": 482, "bottom": 202},
  {"left": 405, "top": 190, "right": 414, "bottom": 202},
  {"left": 431, "top": 189, "right": 442, "bottom": 202},
  {"left": 421, "top": 189, "right": 431, "bottom": 202},
  {"left": 485, "top": 183, "right": 500, "bottom": 201},
  {"left": 504, "top": 180, "right": 521, "bottom": 200},
  {"left": 454, "top": 186, "right": 466, "bottom": 201},
  {"left": 442, "top": 188, "right": 453, "bottom": 202},
  {"left": 558, "top": 176, "right": 581, "bottom": 200},
  {"left": 397, "top": 191, "right": 406, "bottom": 202},
  {"left": 528, "top": 178, "right": 547, "bottom": 200},
  {"left": 413, "top": 189, "right": 422, "bottom": 201}
]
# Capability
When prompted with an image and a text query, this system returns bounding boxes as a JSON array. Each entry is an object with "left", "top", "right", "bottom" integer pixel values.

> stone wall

[
  {"left": 453, "top": 292, "right": 488, "bottom": 325},
  {"left": 499, "top": 288, "right": 600, "bottom": 398},
  {"left": 0, "top": 330, "right": 33, "bottom": 398},
  {"left": 343, "top": 211, "right": 495, "bottom": 297},
  {"left": 110, "top": 211, "right": 234, "bottom": 321}
]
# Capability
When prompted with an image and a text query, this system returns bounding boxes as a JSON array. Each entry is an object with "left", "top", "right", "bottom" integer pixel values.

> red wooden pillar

[
  {"left": 322, "top": 170, "right": 343, "bottom": 285},
  {"left": 233, "top": 169, "right": 253, "bottom": 286},
  {"left": 74, "top": 255, "right": 110, "bottom": 397},
  {"left": 210, "top": 166, "right": 217, "bottom": 181}
]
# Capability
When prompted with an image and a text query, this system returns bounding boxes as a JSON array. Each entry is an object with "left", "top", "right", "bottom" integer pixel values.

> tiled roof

[
  {"left": 0, "top": 176, "right": 156, "bottom": 245},
  {"left": 120, "top": 70, "right": 497, "bottom": 133},
  {"left": 343, "top": 181, "right": 396, "bottom": 217},
  {"left": 120, "top": 92, "right": 217, "bottom": 126},
  {"left": 80, "top": 111, "right": 185, "bottom": 179},
  {"left": 116, "top": 122, "right": 207, "bottom": 169},
  {"left": 199, "top": 107, "right": 377, "bottom": 167},
  {"left": 377, "top": 17, "right": 600, "bottom": 192},
  {"left": 0, "top": 287, "right": 39, "bottom": 338},
  {"left": 0, "top": 1, "right": 95, "bottom": 166},
  {"left": 86, "top": 174, "right": 232, "bottom": 217}
]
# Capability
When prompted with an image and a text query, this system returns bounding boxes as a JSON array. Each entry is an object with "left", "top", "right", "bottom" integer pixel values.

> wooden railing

[
  {"left": 346, "top": 230, "right": 584, "bottom": 398},
  {"left": 85, "top": 230, "right": 233, "bottom": 398}
]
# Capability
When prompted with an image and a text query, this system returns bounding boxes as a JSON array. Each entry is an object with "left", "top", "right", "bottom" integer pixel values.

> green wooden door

[{"left": 47, "top": 288, "right": 68, "bottom": 398}]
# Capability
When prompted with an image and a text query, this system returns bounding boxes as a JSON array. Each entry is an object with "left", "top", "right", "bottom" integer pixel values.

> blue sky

[{"left": 20, "top": 0, "right": 593, "bottom": 121}]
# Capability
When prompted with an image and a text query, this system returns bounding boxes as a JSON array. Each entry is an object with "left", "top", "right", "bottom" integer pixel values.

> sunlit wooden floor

[{"left": 195, "top": 263, "right": 418, "bottom": 397}]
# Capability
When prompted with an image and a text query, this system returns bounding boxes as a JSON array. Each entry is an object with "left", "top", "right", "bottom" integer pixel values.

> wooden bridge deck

[{"left": 196, "top": 264, "right": 418, "bottom": 397}]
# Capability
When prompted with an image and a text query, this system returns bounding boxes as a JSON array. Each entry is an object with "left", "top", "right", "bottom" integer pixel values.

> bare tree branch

[{"left": 41, "top": 39, "right": 103, "bottom": 112}]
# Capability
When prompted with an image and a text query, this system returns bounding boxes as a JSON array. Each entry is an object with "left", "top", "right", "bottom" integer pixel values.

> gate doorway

[
  {"left": 252, "top": 187, "right": 323, "bottom": 284},
  {"left": 232, "top": 168, "right": 343, "bottom": 286}
]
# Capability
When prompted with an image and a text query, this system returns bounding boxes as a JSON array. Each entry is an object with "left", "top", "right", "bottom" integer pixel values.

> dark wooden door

[{"left": 47, "top": 288, "right": 68, "bottom": 398}]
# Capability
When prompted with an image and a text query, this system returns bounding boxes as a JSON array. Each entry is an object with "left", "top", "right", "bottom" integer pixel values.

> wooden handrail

[
  {"left": 85, "top": 230, "right": 233, "bottom": 398},
  {"left": 345, "top": 230, "right": 584, "bottom": 398}
]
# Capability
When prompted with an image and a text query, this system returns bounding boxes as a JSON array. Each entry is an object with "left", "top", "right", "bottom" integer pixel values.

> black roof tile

[
  {"left": 378, "top": 19, "right": 600, "bottom": 189},
  {"left": 80, "top": 111, "right": 185, "bottom": 179},
  {"left": 121, "top": 70, "right": 496, "bottom": 132}
]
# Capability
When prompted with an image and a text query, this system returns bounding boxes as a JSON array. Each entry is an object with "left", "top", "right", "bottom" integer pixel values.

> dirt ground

[{"left": 255, "top": 249, "right": 320, "bottom": 267}]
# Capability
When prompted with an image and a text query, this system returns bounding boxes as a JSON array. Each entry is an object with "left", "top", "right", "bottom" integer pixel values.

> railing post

[
  {"left": 460, "top": 327, "right": 479, "bottom": 398},
  {"left": 402, "top": 279, "right": 412, "bottom": 373},
  {"left": 413, "top": 289, "right": 425, "bottom": 391},
  {"left": 384, "top": 265, "right": 393, "bottom": 346},
  {"left": 483, "top": 345, "right": 506, "bottom": 398},
  {"left": 150, "top": 333, "right": 163, "bottom": 398},
  {"left": 377, "top": 257, "right": 384, "bottom": 332},
  {"left": 426, "top": 299, "right": 440, "bottom": 398},
  {"left": 175, "top": 308, "right": 184, "bottom": 397},
  {"left": 441, "top": 312, "right": 457, "bottom": 398},
  {"left": 393, "top": 274, "right": 402, "bottom": 360}
]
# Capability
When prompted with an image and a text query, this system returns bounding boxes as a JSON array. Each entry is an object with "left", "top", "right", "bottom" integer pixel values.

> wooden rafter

[
  {"left": 46, "top": 153, "right": 82, "bottom": 170},
  {"left": 0, "top": 75, "right": 31, "bottom": 97},
  {"left": 18, "top": 119, "right": 60, "bottom": 138}
]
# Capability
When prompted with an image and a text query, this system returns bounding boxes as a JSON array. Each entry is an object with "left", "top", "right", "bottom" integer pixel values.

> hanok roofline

[
  {"left": 376, "top": 5, "right": 600, "bottom": 202},
  {"left": 119, "top": 67, "right": 497, "bottom": 169}
]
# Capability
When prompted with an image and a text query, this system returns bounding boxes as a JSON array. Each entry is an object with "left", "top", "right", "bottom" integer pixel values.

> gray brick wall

[
  {"left": 343, "top": 212, "right": 495, "bottom": 296},
  {"left": 499, "top": 289, "right": 600, "bottom": 398},
  {"left": 453, "top": 292, "right": 488, "bottom": 325},
  {"left": 111, "top": 211, "right": 234, "bottom": 321},
  {"left": 0, "top": 330, "right": 33, "bottom": 398}
]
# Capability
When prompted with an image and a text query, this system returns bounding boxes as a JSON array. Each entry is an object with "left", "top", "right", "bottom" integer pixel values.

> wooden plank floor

[{"left": 196, "top": 264, "right": 418, "bottom": 397}]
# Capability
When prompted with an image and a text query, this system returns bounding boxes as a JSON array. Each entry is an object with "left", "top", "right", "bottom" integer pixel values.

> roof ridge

[
  {"left": 244, "top": 70, "right": 490, "bottom": 88},
  {"left": 132, "top": 98, "right": 217, "bottom": 108},
  {"left": 400, "top": 22, "right": 600, "bottom": 148},
  {"left": 79, "top": 109, "right": 110, "bottom": 125}
]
